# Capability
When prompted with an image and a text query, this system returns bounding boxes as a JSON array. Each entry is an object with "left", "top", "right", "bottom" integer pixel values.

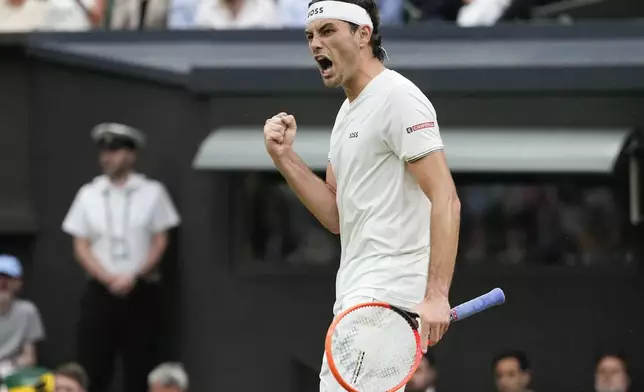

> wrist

[
  {"left": 425, "top": 288, "right": 449, "bottom": 300},
  {"left": 271, "top": 145, "right": 294, "bottom": 162}
]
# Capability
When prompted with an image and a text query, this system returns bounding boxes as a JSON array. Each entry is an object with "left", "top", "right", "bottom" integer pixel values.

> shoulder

[
  {"left": 75, "top": 176, "right": 107, "bottom": 200},
  {"left": 137, "top": 175, "right": 170, "bottom": 198},
  {"left": 383, "top": 71, "right": 429, "bottom": 102},
  {"left": 13, "top": 299, "right": 40, "bottom": 316}
]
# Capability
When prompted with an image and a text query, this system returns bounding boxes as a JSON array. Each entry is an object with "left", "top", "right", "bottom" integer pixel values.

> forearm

[
  {"left": 8, "top": 343, "right": 36, "bottom": 369},
  {"left": 273, "top": 148, "right": 340, "bottom": 233},
  {"left": 74, "top": 240, "right": 113, "bottom": 284},
  {"left": 426, "top": 196, "right": 461, "bottom": 298},
  {"left": 137, "top": 234, "right": 167, "bottom": 276}
]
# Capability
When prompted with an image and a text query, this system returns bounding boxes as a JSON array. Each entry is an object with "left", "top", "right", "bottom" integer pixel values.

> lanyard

[{"left": 103, "top": 189, "right": 133, "bottom": 264}]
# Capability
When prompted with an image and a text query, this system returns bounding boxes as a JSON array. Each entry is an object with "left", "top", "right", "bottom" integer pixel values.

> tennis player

[{"left": 263, "top": 0, "right": 461, "bottom": 390}]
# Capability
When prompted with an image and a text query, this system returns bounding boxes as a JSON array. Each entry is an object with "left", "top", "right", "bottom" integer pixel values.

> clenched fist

[{"left": 264, "top": 112, "right": 297, "bottom": 159}]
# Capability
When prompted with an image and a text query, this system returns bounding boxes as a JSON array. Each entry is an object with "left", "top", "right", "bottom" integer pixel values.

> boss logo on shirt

[
  {"left": 405, "top": 121, "right": 435, "bottom": 134},
  {"left": 308, "top": 7, "right": 324, "bottom": 17},
  {"left": 349, "top": 132, "right": 359, "bottom": 139}
]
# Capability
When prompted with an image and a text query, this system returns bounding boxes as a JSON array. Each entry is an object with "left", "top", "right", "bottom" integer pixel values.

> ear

[
  {"left": 358, "top": 25, "right": 372, "bottom": 48},
  {"left": 521, "top": 371, "right": 531, "bottom": 388}
]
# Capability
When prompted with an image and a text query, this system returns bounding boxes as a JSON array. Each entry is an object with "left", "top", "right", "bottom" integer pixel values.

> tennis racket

[{"left": 325, "top": 287, "right": 505, "bottom": 392}]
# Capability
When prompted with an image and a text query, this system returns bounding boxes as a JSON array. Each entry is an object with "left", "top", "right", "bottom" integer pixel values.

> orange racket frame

[{"left": 324, "top": 302, "right": 423, "bottom": 392}]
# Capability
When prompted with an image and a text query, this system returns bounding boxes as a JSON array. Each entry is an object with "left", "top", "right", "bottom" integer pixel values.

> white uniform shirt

[
  {"left": 62, "top": 173, "right": 181, "bottom": 276},
  {"left": 194, "top": 0, "right": 281, "bottom": 30},
  {"left": 329, "top": 69, "right": 444, "bottom": 314}
]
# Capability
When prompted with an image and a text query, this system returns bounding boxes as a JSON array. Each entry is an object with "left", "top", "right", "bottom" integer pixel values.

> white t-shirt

[
  {"left": 0, "top": 0, "right": 47, "bottom": 32},
  {"left": 194, "top": 0, "right": 281, "bottom": 29},
  {"left": 328, "top": 69, "right": 444, "bottom": 314},
  {"left": 62, "top": 173, "right": 181, "bottom": 276}
]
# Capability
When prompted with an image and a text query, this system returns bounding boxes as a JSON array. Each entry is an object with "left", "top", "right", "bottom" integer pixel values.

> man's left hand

[
  {"left": 415, "top": 294, "right": 451, "bottom": 353},
  {"left": 109, "top": 274, "right": 137, "bottom": 296}
]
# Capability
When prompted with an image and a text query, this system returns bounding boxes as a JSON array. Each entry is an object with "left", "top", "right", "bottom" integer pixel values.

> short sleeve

[
  {"left": 62, "top": 187, "right": 91, "bottom": 238},
  {"left": 383, "top": 86, "right": 444, "bottom": 162},
  {"left": 150, "top": 185, "right": 181, "bottom": 233},
  {"left": 24, "top": 304, "right": 45, "bottom": 343}
]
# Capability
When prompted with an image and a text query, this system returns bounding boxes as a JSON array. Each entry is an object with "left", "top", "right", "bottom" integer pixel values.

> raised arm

[{"left": 264, "top": 112, "right": 340, "bottom": 234}]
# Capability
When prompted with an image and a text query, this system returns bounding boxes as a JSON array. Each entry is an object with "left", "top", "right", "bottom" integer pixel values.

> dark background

[{"left": 0, "top": 25, "right": 643, "bottom": 391}]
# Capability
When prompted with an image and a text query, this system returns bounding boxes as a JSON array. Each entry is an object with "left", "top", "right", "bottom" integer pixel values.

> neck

[
  {"left": 0, "top": 300, "right": 12, "bottom": 315},
  {"left": 343, "top": 57, "right": 385, "bottom": 102},
  {"left": 109, "top": 171, "right": 132, "bottom": 187},
  {"left": 224, "top": 0, "right": 244, "bottom": 15}
]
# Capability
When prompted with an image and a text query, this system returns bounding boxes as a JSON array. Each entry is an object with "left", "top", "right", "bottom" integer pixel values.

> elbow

[
  {"left": 325, "top": 216, "right": 341, "bottom": 234},
  {"left": 451, "top": 190, "right": 461, "bottom": 217},
  {"left": 432, "top": 189, "right": 461, "bottom": 218}
]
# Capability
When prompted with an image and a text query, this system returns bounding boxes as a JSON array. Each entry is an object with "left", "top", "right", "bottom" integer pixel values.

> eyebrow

[{"left": 305, "top": 22, "right": 335, "bottom": 35}]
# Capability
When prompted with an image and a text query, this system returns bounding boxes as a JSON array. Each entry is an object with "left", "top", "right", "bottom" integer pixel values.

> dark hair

[
  {"left": 56, "top": 362, "right": 89, "bottom": 390},
  {"left": 595, "top": 351, "right": 629, "bottom": 376},
  {"left": 308, "top": 0, "right": 385, "bottom": 62},
  {"left": 492, "top": 350, "right": 530, "bottom": 372}
]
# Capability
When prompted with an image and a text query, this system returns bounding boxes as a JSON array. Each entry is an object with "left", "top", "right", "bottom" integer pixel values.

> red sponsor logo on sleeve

[{"left": 405, "top": 121, "right": 435, "bottom": 134}]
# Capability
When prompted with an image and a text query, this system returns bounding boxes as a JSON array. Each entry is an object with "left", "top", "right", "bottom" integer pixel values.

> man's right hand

[{"left": 264, "top": 112, "right": 297, "bottom": 159}]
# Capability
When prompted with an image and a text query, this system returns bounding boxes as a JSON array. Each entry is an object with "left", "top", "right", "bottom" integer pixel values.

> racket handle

[
  {"left": 424, "top": 288, "right": 505, "bottom": 345},
  {"left": 450, "top": 288, "right": 505, "bottom": 322}
]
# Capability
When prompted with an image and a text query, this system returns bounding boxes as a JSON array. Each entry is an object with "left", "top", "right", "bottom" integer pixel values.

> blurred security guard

[{"left": 62, "top": 123, "right": 180, "bottom": 392}]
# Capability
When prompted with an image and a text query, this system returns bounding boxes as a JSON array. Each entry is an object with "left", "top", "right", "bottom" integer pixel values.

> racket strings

[{"left": 330, "top": 306, "right": 418, "bottom": 392}]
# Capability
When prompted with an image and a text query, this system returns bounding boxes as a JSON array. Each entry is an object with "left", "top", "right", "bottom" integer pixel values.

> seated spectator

[
  {"left": 185, "top": 0, "right": 281, "bottom": 29},
  {"left": 148, "top": 363, "right": 188, "bottom": 392},
  {"left": 492, "top": 350, "right": 533, "bottom": 392},
  {"left": 595, "top": 352, "right": 630, "bottom": 392},
  {"left": 278, "top": 0, "right": 403, "bottom": 28},
  {"left": 39, "top": 0, "right": 100, "bottom": 31},
  {"left": 0, "top": 255, "right": 45, "bottom": 378},
  {"left": 406, "top": 350, "right": 438, "bottom": 392},
  {"left": 110, "top": 0, "right": 169, "bottom": 29},
  {"left": 0, "top": 0, "right": 101, "bottom": 32},
  {"left": 55, "top": 362, "right": 89, "bottom": 392},
  {"left": 0, "top": 0, "right": 48, "bottom": 32}
]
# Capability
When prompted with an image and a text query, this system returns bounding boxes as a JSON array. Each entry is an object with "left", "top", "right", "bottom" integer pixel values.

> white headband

[{"left": 306, "top": 1, "right": 373, "bottom": 28}]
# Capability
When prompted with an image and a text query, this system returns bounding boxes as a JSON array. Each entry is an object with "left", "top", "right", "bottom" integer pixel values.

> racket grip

[
  {"left": 450, "top": 288, "right": 505, "bottom": 322},
  {"left": 422, "top": 288, "right": 505, "bottom": 346}
]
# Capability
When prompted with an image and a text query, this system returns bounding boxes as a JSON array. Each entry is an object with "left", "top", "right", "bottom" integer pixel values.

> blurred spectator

[
  {"left": 110, "top": 0, "right": 168, "bottom": 29},
  {"left": 0, "top": 0, "right": 101, "bottom": 32},
  {"left": 55, "top": 362, "right": 89, "bottom": 392},
  {"left": 0, "top": 255, "right": 45, "bottom": 379},
  {"left": 148, "top": 363, "right": 188, "bottom": 392},
  {"left": 595, "top": 352, "right": 630, "bottom": 392},
  {"left": 179, "top": 0, "right": 281, "bottom": 29},
  {"left": 405, "top": 350, "right": 437, "bottom": 392},
  {"left": 39, "top": 0, "right": 99, "bottom": 30},
  {"left": 167, "top": 0, "right": 198, "bottom": 27},
  {"left": 406, "top": 0, "right": 462, "bottom": 22},
  {"left": 278, "top": 0, "right": 403, "bottom": 27},
  {"left": 62, "top": 123, "right": 181, "bottom": 392},
  {"left": 0, "top": 0, "right": 47, "bottom": 32},
  {"left": 493, "top": 350, "right": 533, "bottom": 392}
]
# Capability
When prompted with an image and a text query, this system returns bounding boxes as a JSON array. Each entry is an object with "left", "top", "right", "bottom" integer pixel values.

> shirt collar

[{"left": 93, "top": 173, "right": 146, "bottom": 193}]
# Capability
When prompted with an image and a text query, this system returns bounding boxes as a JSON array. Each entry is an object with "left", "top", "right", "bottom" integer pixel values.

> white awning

[{"left": 192, "top": 127, "right": 633, "bottom": 173}]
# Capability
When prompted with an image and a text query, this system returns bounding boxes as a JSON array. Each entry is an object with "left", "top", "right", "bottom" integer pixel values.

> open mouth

[{"left": 315, "top": 55, "right": 334, "bottom": 78}]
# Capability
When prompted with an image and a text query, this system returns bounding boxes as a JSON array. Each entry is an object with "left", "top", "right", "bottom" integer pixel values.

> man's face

[
  {"left": 99, "top": 148, "right": 135, "bottom": 178},
  {"left": 494, "top": 358, "right": 529, "bottom": 392},
  {"left": 595, "top": 356, "right": 629, "bottom": 392},
  {"left": 0, "top": 274, "right": 19, "bottom": 304},
  {"left": 149, "top": 383, "right": 182, "bottom": 392},
  {"left": 55, "top": 375, "right": 85, "bottom": 392},
  {"left": 305, "top": 19, "right": 364, "bottom": 88},
  {"left": 406, "top": 357, "right": 437, "bottom": 392}
]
